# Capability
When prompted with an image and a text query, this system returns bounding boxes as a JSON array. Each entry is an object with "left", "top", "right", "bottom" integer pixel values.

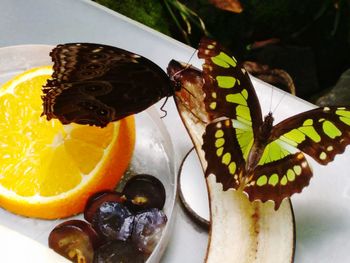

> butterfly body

[
  {"left": 245, "top": 112, "right": 274, "bottom": 175},
  {"left": 42, "top": 43, "right": 173, "bottom": 127}
]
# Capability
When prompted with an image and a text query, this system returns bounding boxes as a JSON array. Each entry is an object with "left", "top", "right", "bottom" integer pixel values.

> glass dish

[{"left": 0, "top": 44, "right": 177, "bottom": 263}]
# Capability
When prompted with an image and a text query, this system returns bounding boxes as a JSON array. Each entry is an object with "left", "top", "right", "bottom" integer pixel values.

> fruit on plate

[
  {"left": 49, "top": 174, "right": 167, "bottom": 262},
  {"left": 122, "top": 173, "right": 166, "bottom": 212},
  {"left": 93, "top": 240, "right": 145, "bottom": 263},
  {"left": 168, "top": 60, "right": 295, "bottom": 262},
  {"left": 84, "top": 191, "right": 126, "bottom": 223},
  {"left": 131, "top": 208, "right": 167, "bottom": 254},
  {"left": 91, "top": 201, "right": 135, "bottom": 241},
  {"left": 0, "top": 66, "right": 135, "bottom": 219},
  {"left": 48, "top": 220, "right": 101, "bottom": 263}
]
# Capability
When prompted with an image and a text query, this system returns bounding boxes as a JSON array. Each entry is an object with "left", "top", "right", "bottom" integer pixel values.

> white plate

[
  {"left": 0, "top": 45, "right": 177, "bottom": 263},
  {"left": 178, "top": 149, "right": 209, "bottom": 227}
]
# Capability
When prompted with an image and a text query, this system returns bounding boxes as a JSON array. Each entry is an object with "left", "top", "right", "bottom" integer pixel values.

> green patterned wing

[
  {"left": 245, "top": 106, "right": 350, "bottom": 209},
  {"left": 199, "top": 38, "right": 263, "bottom": 190},
  {"left": 271, "top": 106, "right": 350, "bottom": 164},
  {"left": 198, "top": 38, "right": 263, "bottom": 130},
  {"left": 203, "top": 119, "right": 247, "bottom": 190},
  {"left": 245, "top": 152, "right": 312, "bottom": 209}
]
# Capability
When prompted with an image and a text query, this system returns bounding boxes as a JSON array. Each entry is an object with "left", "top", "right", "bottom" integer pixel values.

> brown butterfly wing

[{"left": 42, "top": 43, "right": 172, "bottom": 127}]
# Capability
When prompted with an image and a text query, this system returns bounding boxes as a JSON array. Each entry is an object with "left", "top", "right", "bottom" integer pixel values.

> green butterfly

[{"left": 198, "top": 38, "right": 350, "bottom": 209}]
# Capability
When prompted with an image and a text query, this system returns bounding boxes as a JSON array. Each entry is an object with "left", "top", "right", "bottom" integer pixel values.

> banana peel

[{"left": 168, "top": 60, "right": 295, "bottom": 263}]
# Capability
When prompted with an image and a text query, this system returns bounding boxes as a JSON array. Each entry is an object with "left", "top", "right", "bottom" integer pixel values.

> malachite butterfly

[
  {"left": 198, "top": 38, "right": 350, "bottom": 209},
  {"left": 42, "top": 43, "right": 174, "bottom": 128}
]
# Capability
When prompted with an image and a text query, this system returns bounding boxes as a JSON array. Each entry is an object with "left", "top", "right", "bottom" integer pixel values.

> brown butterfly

[{"left": 42, "top": 43, "right": 174, "bottom": 127}]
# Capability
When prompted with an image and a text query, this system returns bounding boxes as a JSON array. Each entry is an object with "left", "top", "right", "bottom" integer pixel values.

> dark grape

[
  {"left": 132, "top": 208, "right": 167, "bottom": 254},
  {"left": 93, "top": 240, "right": 145, "bottom": 263},
  {"left": 48, "top": 220, "right": 100, "bottom": 263},
  {"left": 84, "top": 190, "right": 125, "bottom": 223},
  {"left": 49, "top": 174, "right": 168, "bottom": 262},
  {"left": 92, "top": 201, "right": 134, "bottom": 241},
  {"left": 123, "top": 174, "right": 166, "bottom": 212}
]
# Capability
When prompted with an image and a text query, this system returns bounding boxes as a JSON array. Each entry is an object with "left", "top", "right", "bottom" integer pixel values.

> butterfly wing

[
  {"left": 199, "top": 38, "right": 264, "bottom": 188},
  {"left": 42, "top": 43, "right": 172, "bottom": 127},
  {"left": 245, "top": 152, "right": 312, "bottom": 209},
  {"left": 271, "top": 106, "right": 350, "bottom": 164},
  {"left": 198, "top": 38, "right": 263, "bottom": 130},
  {"left": 245, "top": 106, "right": 350, "bottom": 209},
  {"left": 203, "top": 118, "right": 247, "bottom": 190},
  {"left": 199, "top": 38, "right": 350, "bottom": 210}
]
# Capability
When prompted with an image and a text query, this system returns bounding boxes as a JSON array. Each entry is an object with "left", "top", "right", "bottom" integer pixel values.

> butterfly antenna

[
  {"left": 171, "top": 48, "right": 197, "bottom": 81},
  {"left": 160, "top": 96, "right": 170, "bottom": 118},
  {"left": 170, "top": 48, "right": 198, "bottom": 99},
  {"left": 186, "top": 48, "right": 197, "bottom": 67},
  {"left": 272, "top": 92, "right": 287, "bottom": 115},
  {"left": 269, "top": 85, "right": 274, "bottom": 113}
]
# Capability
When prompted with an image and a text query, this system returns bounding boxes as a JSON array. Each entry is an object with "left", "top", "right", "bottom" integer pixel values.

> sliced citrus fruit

[{"left": 0, "top": 66, "right": 135, "bottom": 219}]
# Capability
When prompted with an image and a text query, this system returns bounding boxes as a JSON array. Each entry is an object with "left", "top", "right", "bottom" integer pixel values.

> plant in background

[
  {"left": 93, "top": 0, "right": 171, "bottom": 35},
  {"left": 208, "top": 0, "right": 243, "bottom": 13},
  {"left": 93, "top": 0, "right": 349, "bottom": 100},
  {"left": 163, "top": 0, "right": 209, "bottom": 44},
  {"left": 163, "top": 0, "right": 245, "bottom": 44}
]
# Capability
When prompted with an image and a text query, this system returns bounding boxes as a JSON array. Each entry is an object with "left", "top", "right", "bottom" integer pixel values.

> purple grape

[
  {"left": 84, "top": 190, "right": 125, "bottom": 223},
  {"left": 93, "top": 240, "right": 145, "bottom": 263},
  {"left": 132, "top": 208, "right": 167, "bottom": 254},
  {"left": 48, "top": 220, "right": 101, "bottom": 263},
  {"left": 122, "top": 174, "right": 166, "bottom": 212},
  {"left": 92, "top": 201, "right": 134, "bottom": 241}
]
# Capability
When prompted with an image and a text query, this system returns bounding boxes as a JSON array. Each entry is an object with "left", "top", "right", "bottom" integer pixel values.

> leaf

[{"left": 209, "top": 0, "right": 243, "bottom": 13}]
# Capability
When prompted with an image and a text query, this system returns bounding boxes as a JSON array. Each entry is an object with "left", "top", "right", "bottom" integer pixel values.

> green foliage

[
  {"left": 163, "top": 0, "right": 208, "bottom": 44},
  {"left": 94, "top": 0, "right": 350, "bottom": 97},
  {"left": 94, "top": 0, "right": 171, "bottom": 35}
]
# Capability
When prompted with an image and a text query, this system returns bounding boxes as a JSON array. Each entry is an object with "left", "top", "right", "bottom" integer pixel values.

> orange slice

[{"left": 0, "top": 66, "right": 135, "bottom": 219}]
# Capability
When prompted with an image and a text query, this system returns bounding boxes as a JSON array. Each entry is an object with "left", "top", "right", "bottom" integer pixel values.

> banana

[{"left": 168, "top": 60, "right": 295, "bottom": 263}]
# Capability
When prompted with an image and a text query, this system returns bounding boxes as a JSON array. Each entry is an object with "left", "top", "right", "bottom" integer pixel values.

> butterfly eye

[{"left": 174, "top": 81, "right": 182, "bottom": 91}]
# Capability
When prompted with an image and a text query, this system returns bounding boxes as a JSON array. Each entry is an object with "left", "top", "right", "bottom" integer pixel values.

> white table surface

[{"left": 2, "top": 1, "right": 350, "bottom": 263}]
